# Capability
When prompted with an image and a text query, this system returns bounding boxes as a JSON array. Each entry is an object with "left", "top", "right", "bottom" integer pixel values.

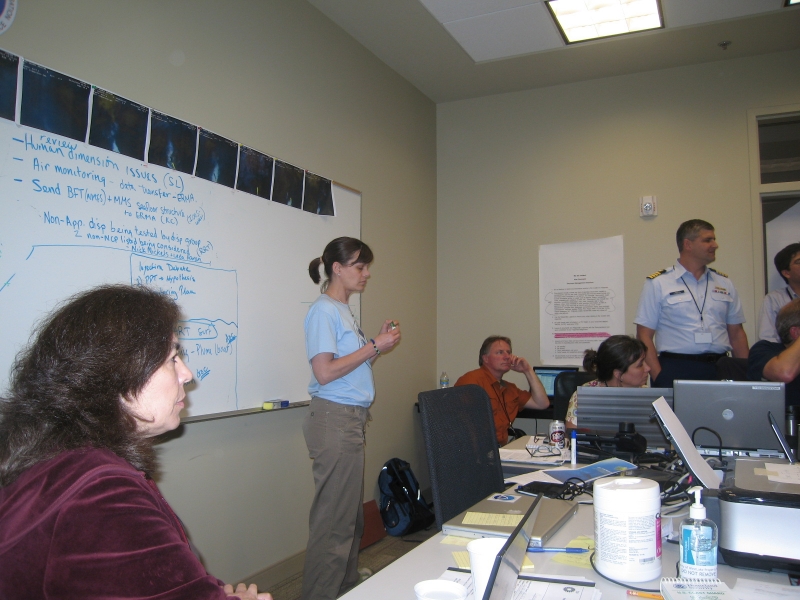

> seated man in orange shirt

[{"left": 455, "top": 336, "right": 550, "bottom": 446}]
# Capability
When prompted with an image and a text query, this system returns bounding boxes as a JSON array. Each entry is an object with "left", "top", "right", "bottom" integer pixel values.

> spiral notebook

[{"left": 660, "top": 578, "right": 735, "bottom": 600}]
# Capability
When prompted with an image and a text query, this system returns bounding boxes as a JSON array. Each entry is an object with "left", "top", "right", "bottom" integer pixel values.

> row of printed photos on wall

[{"left": 0, "top": 49, "right": 334, "bottom": 216}]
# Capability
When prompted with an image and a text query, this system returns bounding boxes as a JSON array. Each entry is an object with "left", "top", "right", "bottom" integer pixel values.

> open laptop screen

[
  {"left": 533, "top": 366, "right": 578, "bottom": 398},
  {"left": 652, "top": 397, "right": 720, "bottom": 489},
  {"left": 483, "top": 495, "right": 542, "bottom": 600}
]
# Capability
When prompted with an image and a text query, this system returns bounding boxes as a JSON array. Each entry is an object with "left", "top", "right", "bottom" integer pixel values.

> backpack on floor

[{"left": 378, "top": 457, "right": 435, "bottom": 536}]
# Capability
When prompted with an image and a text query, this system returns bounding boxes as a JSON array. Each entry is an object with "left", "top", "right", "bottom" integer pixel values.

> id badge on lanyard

[
  {"left": 694, "top": 331, "right": 712, "bottom": 344},
  {"left": 682, "top": 272, "right": 711, "bottom": 345}
]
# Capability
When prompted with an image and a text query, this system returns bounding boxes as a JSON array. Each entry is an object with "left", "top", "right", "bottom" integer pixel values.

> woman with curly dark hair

[{"left": 0, "top": 284, "right": 271, "bottom": 600}]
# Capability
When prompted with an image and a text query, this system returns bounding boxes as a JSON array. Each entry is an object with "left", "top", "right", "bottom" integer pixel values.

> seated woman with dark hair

[
  {"left": 0, "top": 285, "right": 271, "bottom": 600},
  {"left": 565, "top": 335, "right": 651, "bottom": 430}
]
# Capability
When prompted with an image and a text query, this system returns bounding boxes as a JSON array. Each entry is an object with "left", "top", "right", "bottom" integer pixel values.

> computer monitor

[
  {"left": 533, "top": 366, "right": 578, "bottom": 398},
  {"left": 576, "top": 386, "right": 673, "bottom": 448}
]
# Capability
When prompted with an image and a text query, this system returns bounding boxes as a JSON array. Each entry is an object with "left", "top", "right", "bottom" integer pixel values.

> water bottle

[{"left": 439, "top": 371, "right": 449, "bottom": 388}]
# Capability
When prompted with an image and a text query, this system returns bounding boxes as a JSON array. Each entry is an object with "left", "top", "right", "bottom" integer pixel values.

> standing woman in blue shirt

[{"left": 302, "top": 237, "right": 401, "bottom": 600}]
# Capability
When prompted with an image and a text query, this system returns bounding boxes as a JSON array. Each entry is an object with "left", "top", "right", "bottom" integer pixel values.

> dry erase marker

[{"left": 389, "top": 321, "right": 397, "bottom": 330}]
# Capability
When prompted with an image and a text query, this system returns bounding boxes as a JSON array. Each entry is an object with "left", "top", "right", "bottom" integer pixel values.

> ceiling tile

[
  {"left": 662, "top": 0, "right": 784, "bottom": 28},
  {"left": 444, "top": 3, "right": 563, "bottom": 62},
  {"left": 419, "top": 0, "right": 537, "bottom": 23}
]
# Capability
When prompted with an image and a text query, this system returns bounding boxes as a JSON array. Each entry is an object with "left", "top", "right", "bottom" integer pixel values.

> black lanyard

[
  {"left": 492, "top": 380, "right": 514, "bottom": 429},
  {"left": 680, "top": 270, "right": 710, "bottom": 328}
]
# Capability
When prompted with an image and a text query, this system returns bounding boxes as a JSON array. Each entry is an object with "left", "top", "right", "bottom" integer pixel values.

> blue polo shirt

[{"left": 305, "top": 294, "right": 375, "bottom": 407}]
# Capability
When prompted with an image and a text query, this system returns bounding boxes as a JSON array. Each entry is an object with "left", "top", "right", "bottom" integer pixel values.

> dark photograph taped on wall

[
  {"left": 272, "top": 160, "right": 304, "bottom": 208},
  {"left": 236, "top": 146, "right": 274, "bottom": 200},
  {"left": 0, "top": 50, "right": 18, "bottom": 122},
  {"left": 20, "top": 61, "right": 90, "bottom": 142},
  {"left": 303, "top": 171, "right": 334, "bottom": 216},
  {"left": 89, "top": 88, "right": 149, "bottom": 161},
  {"left": 148, "top": 111, "right": 197, "bottom": 174},
  {"left": 196, "top": 129, "right": 238, "bottom": 188}
]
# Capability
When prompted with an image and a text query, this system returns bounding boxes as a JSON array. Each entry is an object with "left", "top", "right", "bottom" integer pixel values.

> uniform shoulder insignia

[
  {"left": 709, "top": 267, "right": 729, "bottom": 278},
  {"left": 646, "top": 269, "right": 667, "bottom": 279}
]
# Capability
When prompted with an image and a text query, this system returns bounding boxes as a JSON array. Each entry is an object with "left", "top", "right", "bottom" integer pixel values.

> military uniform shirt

[
  {"left": 634, "top": 261, "right": 745, "bottom": 355},
  {"left": 757, "top": 286, "right": 798, "bottom": 343}
]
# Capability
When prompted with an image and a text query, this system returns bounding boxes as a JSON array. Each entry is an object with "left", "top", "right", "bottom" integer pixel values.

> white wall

[
  {"left": 437, "top": 50, "right": 800, "bottom": 390},
  {"left": 1, "top": 0, "right": 437, "bottom": 583}
]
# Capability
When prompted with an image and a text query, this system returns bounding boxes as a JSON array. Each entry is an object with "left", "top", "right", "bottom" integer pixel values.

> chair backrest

[
  {"left": 715, "top": 356, "right": 748, "bottom": 381},
  {"left": 552, "top": 371, "right": 595, "bottom": 422},
  {"left": 418, "top": 385, "right": 505, "bottom": 530}
]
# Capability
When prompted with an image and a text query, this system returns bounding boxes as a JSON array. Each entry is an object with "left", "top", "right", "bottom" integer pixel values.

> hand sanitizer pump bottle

[{"left": 679, "top": 486, "right": 718, "bottom": 579}]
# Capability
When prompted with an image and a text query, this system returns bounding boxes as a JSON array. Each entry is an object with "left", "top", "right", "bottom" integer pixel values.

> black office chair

[
  {"left": 418, "top": 385, "right": 505, "bottom": 530},
  {"left": 552, "top": 371, "right": 595, "bottom": 422},
  {"left": 715, "top": 356, "right": 748, "bottom": 381}
]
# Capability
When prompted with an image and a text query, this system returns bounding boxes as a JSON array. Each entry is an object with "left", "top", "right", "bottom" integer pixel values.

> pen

[
  {"left": 527, "top": 547, "right": 589, "bottom": 553},
  {"left": 570, "top": 429, "right": 577, "bottom": 465},
  {"left": 626, "top": 591, "right": 662, "bottom": 599}
]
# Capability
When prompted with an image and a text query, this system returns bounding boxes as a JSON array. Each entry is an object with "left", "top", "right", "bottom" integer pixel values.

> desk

[
  {"left": 500, "top": 435, "right": 566, "bottom": 478},
  {"left": 340, "top": 504, "right": 789, "bottom": 600}
]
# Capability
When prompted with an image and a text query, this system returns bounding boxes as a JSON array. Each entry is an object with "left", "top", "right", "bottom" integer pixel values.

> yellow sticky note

[
  {"left": 552, "top": 536, "right": 594, "bottom": 569},
  {"left": 462, "top": 511, "right": 523, "bottom": 528},
  {"left": 453, "top": 550, "right": 471, "bottom": 569},
  {"left": 521, "top": 555, "right": 535, "bottom": 570},
  {"left": 754, "top": 467, "right": 778, "bottom": 477},
  {"left": 441, "top": 535, "right": 472, "bottom": 546}
]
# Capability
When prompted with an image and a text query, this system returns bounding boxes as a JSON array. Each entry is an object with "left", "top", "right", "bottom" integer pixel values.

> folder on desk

[{"left": 441, "top": 493, "right": 577, "bottom": 547}]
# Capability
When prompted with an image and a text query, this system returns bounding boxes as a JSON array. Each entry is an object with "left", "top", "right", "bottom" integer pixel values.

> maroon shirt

[{"left": 0, "top": 447, "right": 230, "bottom": 600}]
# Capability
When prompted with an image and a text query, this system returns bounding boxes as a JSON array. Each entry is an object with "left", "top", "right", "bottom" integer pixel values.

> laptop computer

[
  {"left": 652, "top": 396, "right": 721, "bottom": 489},
  {"left": 673, "top": 380, "right": 786, "bottom": 457},
  {"left": 481, "top": 496, "right": 541, "bottom": 600},
  {"left": 441, "top": 491, "right": 578, "bottom": 547},
  {"left": 575, "top": 386, "right": 674, "bottom": 449},
  {"left": 534, "top": 366, "right": 578, "bottom": 399},
  {"left": 769, "top": 410, "right": 796, "bottom": 464}
]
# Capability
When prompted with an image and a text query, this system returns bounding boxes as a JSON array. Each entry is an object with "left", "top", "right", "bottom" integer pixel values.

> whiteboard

[{"left": 0, "top": 118, "right": 360, "bottom": 417}]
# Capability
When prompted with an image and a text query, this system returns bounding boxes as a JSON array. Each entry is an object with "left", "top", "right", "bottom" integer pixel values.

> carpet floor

[{"left": 268, "top": 527, "right": 439, "bottom": 600}]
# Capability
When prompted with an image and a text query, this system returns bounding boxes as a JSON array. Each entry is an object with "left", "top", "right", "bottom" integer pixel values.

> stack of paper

[{"left": 660, "top": 578, "right": 735, "bottom": 599}]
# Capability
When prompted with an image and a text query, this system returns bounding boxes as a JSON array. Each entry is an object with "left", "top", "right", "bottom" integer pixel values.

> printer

[
  {"left": 717, "top": 458, "right": 800, "bottom": 572},
  {"left": 652, "top": 397, "right": 800, "bottom": 573}
]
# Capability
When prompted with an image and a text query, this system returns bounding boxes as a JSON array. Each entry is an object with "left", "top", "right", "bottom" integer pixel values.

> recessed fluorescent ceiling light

[
  {"left": 546, "top": 0, "right": 663, "bottom": 44},
  {"left": 787, "top": 0, "right": 800, "bottom": 6}
]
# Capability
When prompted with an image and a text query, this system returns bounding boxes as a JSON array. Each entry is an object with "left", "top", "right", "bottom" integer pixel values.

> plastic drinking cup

[{"left": 466, "top": 537, "right": 506, "bottom": 600}]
